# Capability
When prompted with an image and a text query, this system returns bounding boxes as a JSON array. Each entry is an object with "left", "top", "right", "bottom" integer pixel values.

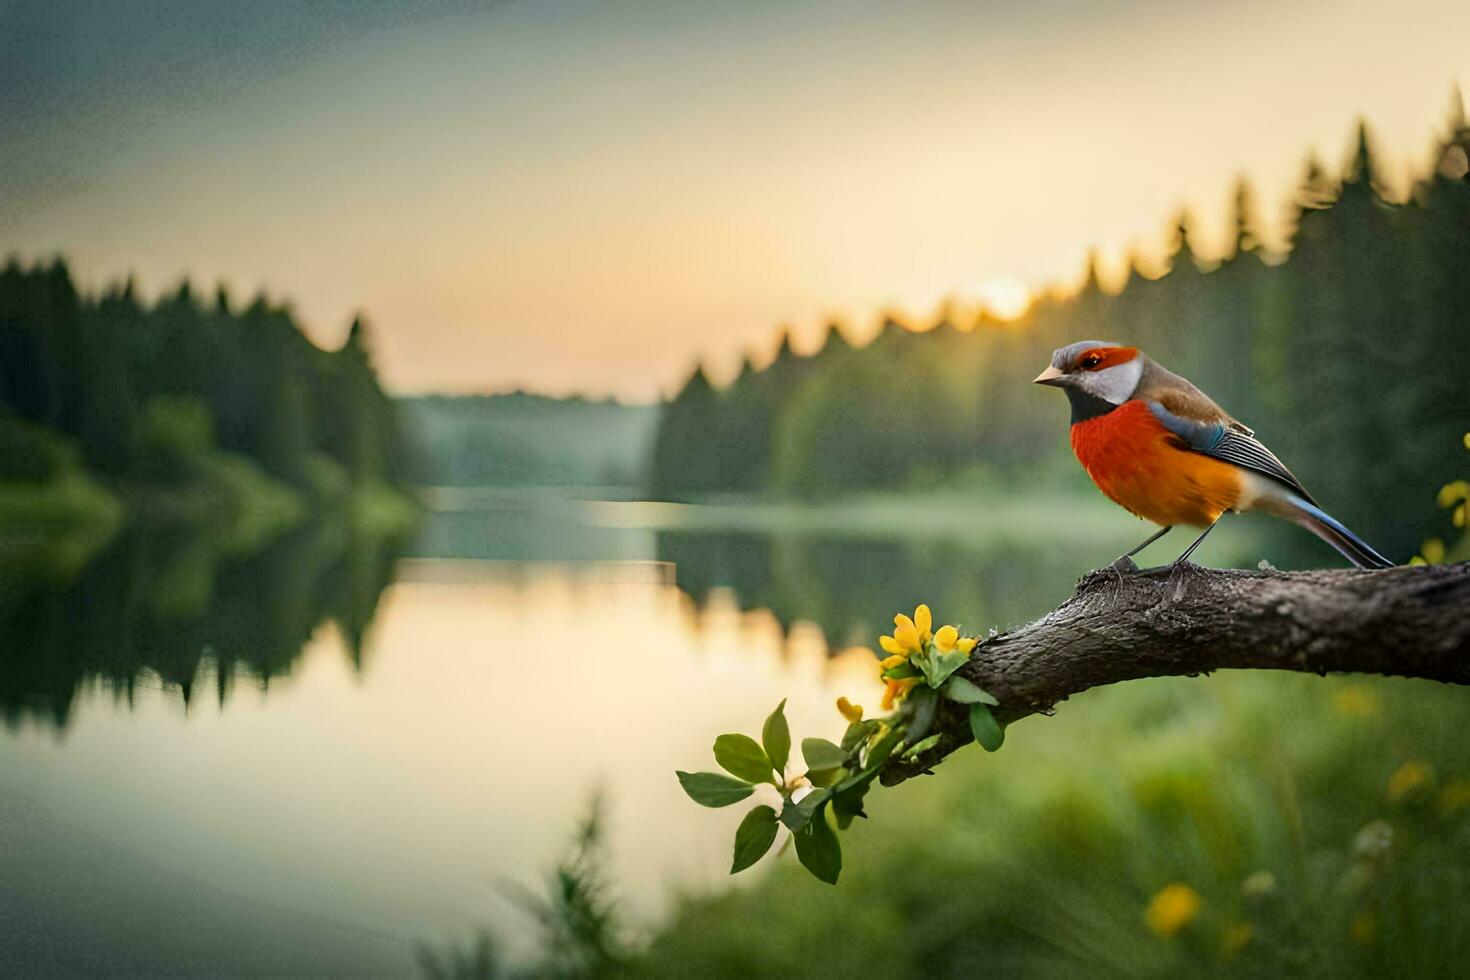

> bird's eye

[{"left": 1080, "top": 355, "right": 1102, "bottom": 369}]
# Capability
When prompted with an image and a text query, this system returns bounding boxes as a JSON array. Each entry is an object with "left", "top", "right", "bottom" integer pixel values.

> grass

[{"left": 629, "top": 671, "right": 1470, "bottom": 978}]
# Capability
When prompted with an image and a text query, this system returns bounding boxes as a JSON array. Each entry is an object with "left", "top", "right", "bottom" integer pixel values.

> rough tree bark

[{"left": 880, "top": 559, "right": 1470, "bottom": 787}]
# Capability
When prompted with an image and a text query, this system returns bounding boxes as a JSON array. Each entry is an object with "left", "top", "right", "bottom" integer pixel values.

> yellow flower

[
  {"left": 1439, "top": 480, "right": 1470, "bottom": 508},
  {"left": 1455, "top": 503, "right": 1466, "bottom": 529},
  {"left": 1332, "top": 685, "right": 1381, "bottom": 719},
  {"left": 934, "top": 624, "right": 959, "bottom": 652},
  {"left": 1420, "top": 538, "right": 1446, "bottom": 565},
  {"left": 956, "top": 637, "right": 977, "bottom": 654},
  {"left": 1350, "top": 909, "right": 1377, "bottom": 945},
  {"left": 1437, "top": 779, "right": 1470, "bottom": 816},
  {"left": 1388, "top": 759, "right": 1434, "bottom": 802},
  {"left": 1144, "top": 883, "right": 1201, "bottom": 938},
  {"left": 1221, "top": 922, "right": 1254, "bottom": 958},
  {"left": 893, "top": 614, "right": 921, "bottom": 651},
  {"left": 836, "top": 697, "right": 864, "bottom": 723},
  {"left": 879, "top": 605, "right": 935, "bottom": 657},
  {"left": 914, "top": 603, "right": 933, "bottom": 638},
  {"left": 880, "top": 677, "right": 920, "bottom": 711},
  {"left": 878, "top": 654, "right": 907, "bottom": 673},
  {"left": 1464, "top": 432, "right": 1470, "bottom": 451}
]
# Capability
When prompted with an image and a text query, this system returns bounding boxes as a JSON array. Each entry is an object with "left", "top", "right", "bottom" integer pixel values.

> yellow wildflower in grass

[
  {"left": 1144, "top": 883, "right": 1201, "bottom": 937},
  {"left": 956, "top": 636, "right": 977, "bottom": 654},
  {"left": 1437, "top": 779, "right": 1470, "bottom": 816},
  {"left": 1437, "top": 480, "right": 1469, "bottom": 509},
  {"left": 1387, "top": 759, "right": 1434, "bottom": 802},
  {"left": 1332, "top": 685, "right": 1381, "bottom": 719},
  {"left": 836, "top": 697, "right": 864, "bottom": 724},
  {"left": 1418, "top": 538, "right": 1446, "bottom": 565},
  {"left": 1221, "top": 922, "right": 1254, "bottom": 958},
  {"left": 933, "top": 624, "right": 959, "bottom": 652},
  {"left": 1350, "top": 909, "right": 1377, "bottom": 945}
]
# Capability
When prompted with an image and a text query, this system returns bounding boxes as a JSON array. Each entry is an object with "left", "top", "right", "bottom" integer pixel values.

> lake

[{"left": 0, "top": 488, "right": 1249, "bottom": 974}]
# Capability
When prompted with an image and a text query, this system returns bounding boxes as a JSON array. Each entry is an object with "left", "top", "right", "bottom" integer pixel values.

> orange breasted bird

[{"left": 1033, "top": 341, "right": 1394, "bottom": 569}]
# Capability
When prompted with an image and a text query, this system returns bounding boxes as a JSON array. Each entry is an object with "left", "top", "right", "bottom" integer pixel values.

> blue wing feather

[{"left": 1145, "top": 400, "right": 1317, "bottom": 505}]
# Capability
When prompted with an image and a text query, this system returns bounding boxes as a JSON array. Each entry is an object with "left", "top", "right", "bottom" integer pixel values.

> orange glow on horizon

[{"left": 977, "top": 277, "right": 1033, "bottom": 322}]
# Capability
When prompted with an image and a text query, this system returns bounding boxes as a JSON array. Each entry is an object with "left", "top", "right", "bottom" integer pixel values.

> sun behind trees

[{"left": 649, "top": 102, "right": 1470, "bottom": 563}]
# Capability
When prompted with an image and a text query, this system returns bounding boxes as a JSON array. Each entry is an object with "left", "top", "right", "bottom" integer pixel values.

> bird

[{"left": 1033, "top": 340, "right": 1394, "bottom": 569}]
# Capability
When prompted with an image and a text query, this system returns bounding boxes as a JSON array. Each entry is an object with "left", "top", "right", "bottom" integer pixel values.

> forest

[
  {"left": 650, "top": 110, "right": 1470, "bottom": 563},
  {"left": 0, "top": 260, "right": 415, "bottom": 550}
]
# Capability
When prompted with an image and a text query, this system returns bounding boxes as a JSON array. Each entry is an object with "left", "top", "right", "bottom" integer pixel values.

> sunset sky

[{"left": 3, "top": 0, "right": 1468, "bottom": 400}]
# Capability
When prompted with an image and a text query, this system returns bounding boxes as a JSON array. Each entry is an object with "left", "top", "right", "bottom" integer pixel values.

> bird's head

[{"left": 1033, "top": 341, "right": 1144, "bottom": 409}]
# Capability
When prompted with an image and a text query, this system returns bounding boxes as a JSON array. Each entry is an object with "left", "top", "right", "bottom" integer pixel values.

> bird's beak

[{"left": 1032, "top": 365, "right": 1066, "bottom": 387}]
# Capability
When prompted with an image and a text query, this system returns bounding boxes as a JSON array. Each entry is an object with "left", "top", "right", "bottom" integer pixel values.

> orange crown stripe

[{"left": 1080, "top": 346, "right": 1139, "bottom": 370}]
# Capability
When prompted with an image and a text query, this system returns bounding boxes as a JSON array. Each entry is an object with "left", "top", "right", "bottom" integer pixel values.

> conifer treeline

[
  {"left": 650, "top": 106, "right": 1470, "bottom": 560},
  {"left": 0, "top": 260, "right": 412, "bottom": 494}
]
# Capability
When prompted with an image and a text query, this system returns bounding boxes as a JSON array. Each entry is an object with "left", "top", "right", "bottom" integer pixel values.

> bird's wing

[{"left": 1145, "top": 400, "right": 1317, "bottom": 505}]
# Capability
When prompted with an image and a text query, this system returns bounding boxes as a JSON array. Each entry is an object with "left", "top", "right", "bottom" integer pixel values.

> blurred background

[{"left": 2, "top": 1, "right": 1469, "bottom": 975}]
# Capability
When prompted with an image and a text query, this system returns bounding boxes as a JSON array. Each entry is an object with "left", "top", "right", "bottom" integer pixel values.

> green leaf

[
  {"left": 925, "top": 650, "right": 971, "bottom": 688},
  {"left": 941, "top": 675, "right": 999, "bottom": 705},
  {"left": 906, "top": 686, "right": 938, "bottom": 743},
  {"left": 881, "top": 661, "right": 923, "bottom": 680},
  {"left": 831, "top": 780, "right": 871, "bottom": 829},
  {"left": 865, "top": 728, "right": 904, "bottom": 771},
  {"left": 676, "top": 771, "right": 756, "bottom": 808},
  {"left": 801, "top": 737, "right": 847, "bottom": 772},
  {"left": 969, "top": 703, "right": 1005, "bottom": 752},
  {"left": 903, "top": 733, "right": 942, "bottom": 759},
  {"left": 761, "top": 700, "right": 791, "bottom": 775},
  {"left": 730, "top": 805, "right": 779, "bottom": 874},
  {"left": 793, "top": 804, "right": 842, "bottom": 884},
  {"left": 840, "top": 718, "right": 881, "bottom": 752},
  {"left": 713, "top": 733, "right": 775, "bottom": 784},
  {"left": 807, "top": 766, "right": 846, "bottom": 788},
  {"left": 779, "top": 790, "right": 827, "bottom": 831}
]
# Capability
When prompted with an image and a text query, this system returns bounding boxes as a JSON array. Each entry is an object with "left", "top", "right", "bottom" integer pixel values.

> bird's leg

[
  {"left": 1114, "top": 525, "right": 1172, "bottom": 568},
  {"left": 1104, "top": 526, "right": 1170, "bottom": 599},
  {"left": 1171, "top": 517, "right": 1222, "bottom": 567}
]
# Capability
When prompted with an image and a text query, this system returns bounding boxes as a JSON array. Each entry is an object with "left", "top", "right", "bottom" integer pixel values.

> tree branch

[{"left": 881, "top": 560, "right": 1470, "bottom": 786}]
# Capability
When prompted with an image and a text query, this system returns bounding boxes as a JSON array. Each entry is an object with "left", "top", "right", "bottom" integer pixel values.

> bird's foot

[
  {"left": 1107, "top": 555, "right": 1141, "bottom": 575},
  {"left": 1164, "top": 558, "right": 1204, "bottom": 599},
  {"left": 1098, "top": 556, "right": 1139, "bottom": 603}
]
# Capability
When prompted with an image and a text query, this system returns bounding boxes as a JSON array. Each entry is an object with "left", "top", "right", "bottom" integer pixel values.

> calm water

[{"left": 0, "top": 489, "right": 1222, "bottom": 974}]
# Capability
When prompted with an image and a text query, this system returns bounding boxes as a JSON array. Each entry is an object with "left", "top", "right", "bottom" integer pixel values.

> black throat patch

[{"left": 1065, "top": 387, "right": 1119, "bottom": 424}]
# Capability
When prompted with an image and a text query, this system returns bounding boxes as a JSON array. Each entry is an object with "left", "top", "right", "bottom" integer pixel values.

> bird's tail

[{"left": 1281, "top": 494, "right": 1395, "bottom": 569}]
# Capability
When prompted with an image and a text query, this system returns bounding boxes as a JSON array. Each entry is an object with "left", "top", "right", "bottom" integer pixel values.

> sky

[{"left": 3, "top": 0, "right": 1468, "bottom": 400}]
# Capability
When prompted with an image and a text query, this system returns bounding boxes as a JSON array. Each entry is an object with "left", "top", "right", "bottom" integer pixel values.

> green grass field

[{"left": 635, "top": 670, "right": 1470, "bottom": 977}]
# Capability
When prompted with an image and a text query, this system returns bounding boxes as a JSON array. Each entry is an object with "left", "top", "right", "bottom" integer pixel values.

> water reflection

[
  {"left": 0, "top": 517, "right": 405, "bottom": 731},
  {"left": 0, "top": 535, "right": 875, "bottom": 974},
  {"left": 656, "top": 529, "right": 1104, "bottom": 648},
  {"left": 0, "top": 491, "right": 1253, "bottom": 973}
]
